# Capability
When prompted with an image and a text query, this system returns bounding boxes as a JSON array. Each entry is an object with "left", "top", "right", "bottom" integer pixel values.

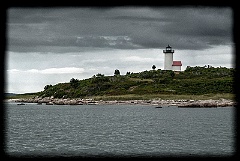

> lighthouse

[
  {"left": 163, "top": 45, "right": 182, "bottom": 71},
  {"left": 163, "top": 44, "right": 174, "bottom": 70}
]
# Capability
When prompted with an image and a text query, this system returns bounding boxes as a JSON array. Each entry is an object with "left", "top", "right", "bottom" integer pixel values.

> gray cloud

[
  {"left": 6, "top": 7, "right": 234, "bottom": 94},
  {"left": 7, "top": 7, "right": 233, "bottom": 52}
]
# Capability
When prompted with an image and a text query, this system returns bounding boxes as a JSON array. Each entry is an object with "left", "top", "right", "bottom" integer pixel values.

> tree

[
  {"left": 114, "top": 69, "right": 120, "bottom": 76},
  {"left": 96, "top": 73, "right": 104, "bottom": 77},
  {"left": 44, "top": 84, "right": 52, "bottom": 90},
  {"left": 152, "top": 65, "right": 156, "bottom": 70},
  {"left": 70, "top": 78, "right": 79, "bottom": 88}
]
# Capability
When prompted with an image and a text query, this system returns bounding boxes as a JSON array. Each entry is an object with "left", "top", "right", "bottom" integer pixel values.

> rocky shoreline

[{"left": 11, "top": 96, "right": 236, "bottom": 107}]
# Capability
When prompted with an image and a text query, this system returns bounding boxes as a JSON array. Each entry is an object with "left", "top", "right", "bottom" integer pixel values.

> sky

[{"left": 6, "top": 7, "right": 234, "bottom": 94}]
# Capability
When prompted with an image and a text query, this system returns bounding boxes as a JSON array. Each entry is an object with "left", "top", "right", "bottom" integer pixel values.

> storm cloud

[
  {"left": 7, "top": 7, "right": 232, "bottom": 52},
  {"left": 6, "top": 7, "right": 234, "bottom": 93}
]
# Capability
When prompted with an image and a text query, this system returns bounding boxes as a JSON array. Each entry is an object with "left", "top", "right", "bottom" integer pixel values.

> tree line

[{"left": 38, "top": 65, "right": 234, "bottom": 98}]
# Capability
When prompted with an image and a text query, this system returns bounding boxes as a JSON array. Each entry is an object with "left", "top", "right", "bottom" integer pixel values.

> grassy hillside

[
  {"left": 37, "top": 66, "right": 235, "bottom": 100},
  {"left": 6, "top": 93, "right": 38, "bottom": 99}
]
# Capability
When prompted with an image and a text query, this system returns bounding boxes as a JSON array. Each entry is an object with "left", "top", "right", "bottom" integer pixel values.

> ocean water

[{"left": 4, "top": 102, "right": 235, "bottom": 157}]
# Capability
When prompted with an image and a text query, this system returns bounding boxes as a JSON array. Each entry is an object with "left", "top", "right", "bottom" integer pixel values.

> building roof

[{"left": 172, "top": 61, "right": 182, "bottom": 66}]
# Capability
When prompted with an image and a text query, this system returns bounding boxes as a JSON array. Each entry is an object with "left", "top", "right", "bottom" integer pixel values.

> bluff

[{"left": 37, "top": 66, "right": 235, "bottom": 99}]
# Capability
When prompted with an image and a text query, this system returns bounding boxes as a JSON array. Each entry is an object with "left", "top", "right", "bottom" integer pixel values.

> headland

[{"left": 6, "top": 66, "right": 236, "bottom": 108}]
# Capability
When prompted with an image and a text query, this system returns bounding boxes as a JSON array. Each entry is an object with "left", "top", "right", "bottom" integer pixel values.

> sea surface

[{"left": 4, "top": 102, "right": 235, "bottom": 157}]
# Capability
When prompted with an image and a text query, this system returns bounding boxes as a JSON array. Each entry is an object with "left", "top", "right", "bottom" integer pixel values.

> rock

[
  {"left": 14, "top": 96, "right": 236, "bottom": 107},
  {"left": 54, "top": 99, "right": 64, "bottom": 105},
  {"left": 69, "top": 100, "right": 77, "bottom": 105},
  {"left": 46, "top": 102, "right": 54, "bottom": 105}
]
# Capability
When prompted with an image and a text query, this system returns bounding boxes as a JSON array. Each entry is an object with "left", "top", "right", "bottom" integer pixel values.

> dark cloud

[{"left": 7, "top": 7, "right": 233, "bottom": 52}]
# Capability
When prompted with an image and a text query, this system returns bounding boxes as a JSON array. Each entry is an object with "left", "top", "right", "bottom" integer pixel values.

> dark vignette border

[{"left": 1, "top": 1, "right": 239, "bottom": 160}]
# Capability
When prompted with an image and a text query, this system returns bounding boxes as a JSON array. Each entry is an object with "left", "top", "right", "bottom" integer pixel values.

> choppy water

[{"left": 4, "top": 102, "right": 235, "bottom": 157}]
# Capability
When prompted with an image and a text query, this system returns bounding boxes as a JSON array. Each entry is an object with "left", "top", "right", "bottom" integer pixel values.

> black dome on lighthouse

[{"left": 163, "top": 45, "right": 174, "bottom": 53}]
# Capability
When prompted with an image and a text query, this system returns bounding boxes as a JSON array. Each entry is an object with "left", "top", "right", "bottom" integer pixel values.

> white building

[
  {"left": 172, "top": 61, "right": 182, "bottom": 71},
  {"left": 163, "top": 45, "right": 182, "bottom": 71}
]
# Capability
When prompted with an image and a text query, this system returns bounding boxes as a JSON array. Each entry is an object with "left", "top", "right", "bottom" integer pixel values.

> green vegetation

[
  {"left": 6, "top": 93, "right": 38, "bottom": 99},
  {"left": 90, "top": 93, "right": 234, "bottom": 101},
  {"left": 36, "top": 66, "right": 235, "bottom": 100}
]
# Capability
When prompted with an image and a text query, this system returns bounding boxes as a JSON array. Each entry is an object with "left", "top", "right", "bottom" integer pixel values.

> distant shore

[{"left": 8, "top": 96, "right": 236, "bottom": 107}]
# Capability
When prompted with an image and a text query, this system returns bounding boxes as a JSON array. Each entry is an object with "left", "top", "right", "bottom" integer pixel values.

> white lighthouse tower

[{"left": 163, "top": 44, "right": 174, "bottom": 70}]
